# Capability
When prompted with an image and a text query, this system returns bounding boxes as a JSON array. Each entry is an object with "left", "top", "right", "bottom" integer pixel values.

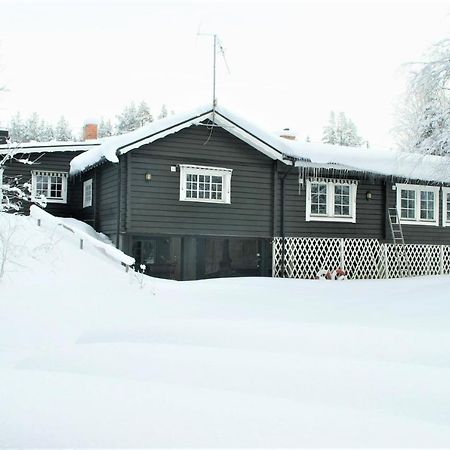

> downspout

[
  {"left": 280, "top": 157, "right": 296, "bottom": 277},
  {"left": 115, "top": 151, "right": 122, "bottom": 249}
]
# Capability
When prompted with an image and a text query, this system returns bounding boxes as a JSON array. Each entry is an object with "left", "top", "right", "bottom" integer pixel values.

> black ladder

[{"left": 387, "top": 208, "right": 410, "bottom": 276}]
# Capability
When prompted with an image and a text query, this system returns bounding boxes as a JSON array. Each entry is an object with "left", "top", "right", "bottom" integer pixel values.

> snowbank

[{"left": 2, "top": 212, "right": 450, "bottom": 446}]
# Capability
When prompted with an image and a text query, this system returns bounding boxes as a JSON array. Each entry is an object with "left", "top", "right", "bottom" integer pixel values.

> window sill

[
  {"left": 399, "top": 219, "right": 439, "bottom": 227},
  {"left": 307, "top": 215, "right": 356, "bottom": 223},
  {"left": 32, "top": 197, "right": 67, "bottom": 204},
  {"left": 180, "top": 197, "right": 230, "bottom": 205}
]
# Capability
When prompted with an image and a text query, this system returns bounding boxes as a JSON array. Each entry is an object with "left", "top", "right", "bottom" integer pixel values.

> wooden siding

[
  {"left": 125, "top": 125, "right": 274, "bottom": 238},
  {"left": 279, "top": 171, "right": 387, "bottom": 240},
  {"left": 386, "top": 184, "right": 450, "bottom": 245},
  {"left": 3, "top": 151, "right": 83, "bottom": 217}
]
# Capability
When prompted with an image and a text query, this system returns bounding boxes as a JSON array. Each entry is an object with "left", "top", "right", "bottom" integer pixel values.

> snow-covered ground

[{"left": 1, "top": 212, "right": 450, "bottom": 447}]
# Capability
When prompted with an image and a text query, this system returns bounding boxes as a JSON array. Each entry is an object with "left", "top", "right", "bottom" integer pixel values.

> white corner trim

[
  {"left": 305, "top": 178, "right": 357, "bottom": 223},
  {"left": 442, "top": 187, "right": 450, "bottom": 227},
  {"left": 395, "top": 183, "right": 440, "bottom": 227}
]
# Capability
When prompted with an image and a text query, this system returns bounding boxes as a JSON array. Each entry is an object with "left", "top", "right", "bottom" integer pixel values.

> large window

[
  {"left": 306, "top": 178, "right": 357, "bottom": 223},
  {"left": 396, "top": 183, "right": 439, "bottom": 226},
  {"left": 31, "top": 171, "right": 68, "bottom": 204},
  {"left": 179, "top": 165, "right": 232, "bottom": 204},
  {"left": 83, "top": 178, "right": 93, "bottom": 208}
]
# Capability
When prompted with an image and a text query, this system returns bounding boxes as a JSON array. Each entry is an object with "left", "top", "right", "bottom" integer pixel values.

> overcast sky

[{"left": 1, "top": 0, "right": 449, "bottom": 147}]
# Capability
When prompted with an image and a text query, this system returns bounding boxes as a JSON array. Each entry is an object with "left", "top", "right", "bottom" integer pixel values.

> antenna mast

[{"left": 197, "top": 31, "right": 230, "bottom": 110}]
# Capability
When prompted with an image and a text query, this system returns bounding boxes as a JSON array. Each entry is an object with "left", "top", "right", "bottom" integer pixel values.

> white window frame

[
  {"left": 442, "top": 187, "right": 450, "bottom": 227},
  {"left": 306, "top": 178, "right": 358, "bottom": 223},
  {"left": 31, "top": 170, "right": 68, "bottom": 204},
  {"left": 83, "top": 178, "right": 93, "bottom": 208},
  {"left": 396, "top": 183, "right": 440, "bottom": 226},
  {"left": 179, "top": 164, "right": 232, "bottom": 204}
]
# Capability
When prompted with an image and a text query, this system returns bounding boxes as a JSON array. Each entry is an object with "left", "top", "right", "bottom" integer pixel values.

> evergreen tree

[
  {"left": 54, "top": 116, "right": 73, "bottom": 141},
  {"left": 23, "top": 112, "right": 41, "bottom": 142},
  {"left": 137, "top": 101, "right": 153, "bottom": 127},
  {"left": 98, "top": 118, "right": 114, "bottom": 138},
  {"left": 322, "top": 112, "right": 337, "bottom": 144},
  {"left": 322, "top": 111, "right": 363, "bottom": 147},
  {"left": 39, "top": 119, "right": 54, "bottom": 142},
  {"left": 8, "top": 112, "right": 26, "bottom": 143},
  {"left": 116, "top": 101, "right": 139, "bottom": 134},
  {"left": 158, "top": 104, "right": 168, "bottom": 120}
]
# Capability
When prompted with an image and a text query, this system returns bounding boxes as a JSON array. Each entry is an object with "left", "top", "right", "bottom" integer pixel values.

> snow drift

[{"left": 1, "top": 212, "right": 450, "bottom": 446}]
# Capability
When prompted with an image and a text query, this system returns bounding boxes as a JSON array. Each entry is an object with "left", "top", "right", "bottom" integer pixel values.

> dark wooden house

[{"left": 3, "top": 106, "right": 450, "bottom": 280}]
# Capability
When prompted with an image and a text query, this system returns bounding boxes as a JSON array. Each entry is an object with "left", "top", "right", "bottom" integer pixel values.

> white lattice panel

[{"left": 273, "top": 237, "right": 450, "bottom": 280}]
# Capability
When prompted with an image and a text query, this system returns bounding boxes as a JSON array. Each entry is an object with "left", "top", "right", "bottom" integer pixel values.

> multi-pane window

[
  {"left": 307, "top": 179, "right": 357, "bottom": 223},
  {"left": 180, "top": 165, "right": 232, "bottom": 204},
  {"left": 334, "top": 185, "right": 350, "bottom": 216},
  {"left": 310, "top": 182, "right": 327, "bottom": 215},
  {"left": 83, "top": 178, "right": 93, "bottom": 208},
  {"left": 186, "top": 174, "right": 223, "bottom": 201},
  {"left": 396, "top": 184, "right": 439, "bottom": 226},
  {"left": 32, "top": 171, "right": 68, "bottom": 203},
  {"left": 400, "top": 189, "right": 415, "bottom": 219}
]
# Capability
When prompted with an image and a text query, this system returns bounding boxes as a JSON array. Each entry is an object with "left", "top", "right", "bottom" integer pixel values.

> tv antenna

[{"left": 197, "top": 30, "right": 231, "bottom": 110}]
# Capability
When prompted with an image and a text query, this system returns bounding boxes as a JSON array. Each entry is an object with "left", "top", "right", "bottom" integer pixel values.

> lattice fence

[{"left": 272, "top": 237, "right": 450, "bottom": 279}]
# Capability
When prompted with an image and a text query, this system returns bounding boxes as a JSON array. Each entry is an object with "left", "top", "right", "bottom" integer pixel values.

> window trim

[
  {"left": 396, "top": 183, "right": 440, "bottom": 227},
  {"left": 0, "top": 168, "right": 3, "bottom": 211},
  {"left": 31, "top": 170, "right": 68, "bottom": 204},
  {"left": 442, "top": 187, "right": 450, "bottom": 227},
  {"left": 83, "top": 178, "right": 93, "bottom": 208},
  {"left": 179, "top": 164, "right": 232, "bottom": 204},
  {"left": 306, "top": 178, "right": 358, "bottom": 223}
]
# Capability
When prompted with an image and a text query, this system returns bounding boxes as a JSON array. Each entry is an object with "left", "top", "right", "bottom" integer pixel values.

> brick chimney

[
  {"left": 279, "top": 128, "right": 296, "bottom": 141},
  {"left": 83, "top": 119, "right": 98, "bottom": 141}
]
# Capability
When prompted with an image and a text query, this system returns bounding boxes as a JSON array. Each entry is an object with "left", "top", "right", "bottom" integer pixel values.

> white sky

[{"left": 0, "top": 0, "right": 449, "bottom": 147}]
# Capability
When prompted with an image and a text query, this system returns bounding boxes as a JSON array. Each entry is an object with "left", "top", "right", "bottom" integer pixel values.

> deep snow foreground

[{"left": 2, "top": 214, "right": 450, "bottom": 446}]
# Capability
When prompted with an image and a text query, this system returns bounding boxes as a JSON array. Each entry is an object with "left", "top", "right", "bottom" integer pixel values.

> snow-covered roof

[
  {"left": 0, "top": 140, "right": 100, "bottom": 156},
  {"left": 69, "top": 104, "right": 450, "bottom": 184}
]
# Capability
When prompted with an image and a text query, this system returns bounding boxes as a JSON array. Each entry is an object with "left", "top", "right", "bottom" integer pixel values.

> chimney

[
  {"left": 0, "top": 128, "right": 9, "bottom": 145},
  {"left": 82, "top": 119, "right": 98, "bottom": 141},
  {"left": 279, "top": 128, "right": 296, "bottom": 141}
]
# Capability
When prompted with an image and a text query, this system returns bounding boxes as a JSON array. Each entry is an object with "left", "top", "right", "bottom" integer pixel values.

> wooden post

[
  {"left": 80, "top": 239, "right": 83, "bottom": 250},
  {"left": 340, "top": 238, "right": 345, "bottom": 270},
  {"left": 37, "top": 219, "right": 41, "bottom": 227},
  {"left": 383, "top": 244, "right": 389, "bottom": 279}
]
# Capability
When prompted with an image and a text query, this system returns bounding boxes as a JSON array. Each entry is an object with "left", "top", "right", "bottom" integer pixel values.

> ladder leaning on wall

[{"left": 387, "top": 207, "right": 410, "bottom": 277}]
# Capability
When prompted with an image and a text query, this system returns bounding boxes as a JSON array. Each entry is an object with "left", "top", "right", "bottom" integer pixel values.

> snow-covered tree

[
  {"left": 54, "top": 116, "right": 73, "bottom": 141},
  {"left": 322, "top": 112, "right": 337, "bottom": 144},
  {"left": 137, "top": 101, "right": 153, "bottom": 127},
  {"left": 322, "top": 111, "right": 363, "bottom": 147},
  {"left": 395, "top": 39, "right": 450, "bottom": 155},
  {"left": 158, "top": 104, "right": 168, "bottom": 120},
  {"left": 98, "top": 118, "right": 114, "bottom": 138},
  {"left": 8, "top": 112, "right": 26, "bottom": 143},
  {"left": 116, "top": 102, "right": 139, "bottom": 134},
  {"left": 39, "top": 119, "right": 54, "bottom": 142},
  {"left": 22, "top": 112, "right": 41, "bottom": 142}
]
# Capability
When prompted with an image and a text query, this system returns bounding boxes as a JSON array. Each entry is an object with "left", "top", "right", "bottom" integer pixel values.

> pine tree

[
  {"left": 8, "top": 112, "right": 26, "bottom": 143},
  {"left": 54, "top": 116, "right": 73, "bottom": 141},
  {"left": 322, "top": 112, "right": 337, "bottom": 144},
  {"left": 116, "top": 102, "right": 140, "bottom": 134},
  {"left": 98, "top": 118, "right": 114, "bottom": 138},
  {"left": 322, "top": 111, "right": 363, "bottom": 147},
  {"left": 23, "top": 112, "right": 41, "bottom": 142},
  {"left": 137, "top": 101, "right": 153, "bottom": 127},
  {"left": 158, "top": 104, "right": 168, "bottom": 120},
  {"left": 39, "top": 119, "right": 54, "bottom": 141}
]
